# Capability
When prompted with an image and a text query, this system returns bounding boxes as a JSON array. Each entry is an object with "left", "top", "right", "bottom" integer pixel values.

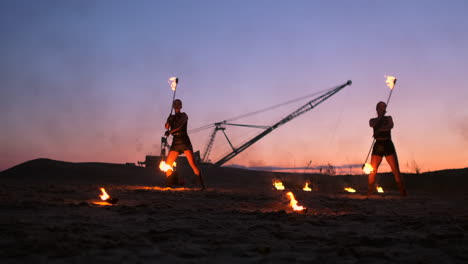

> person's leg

[
  {"left": 184, "top": 150, "right": 205, "bottom": 189},
  {"left": 368, "top": 155, "right": 383, "bottom": 195},
  {"left": 165, "top": 151, "right": 179, "bottom": 177},
  {"left": 385, "top": 154, "right": 407, "bottom": 196}
]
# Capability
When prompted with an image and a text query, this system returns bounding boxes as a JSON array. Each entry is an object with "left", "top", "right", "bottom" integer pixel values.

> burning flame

[
  {"left": 303, "top": 182, "right": 312, "bottom": 191},
  {"left": 159, "top": 161, "right": 177, "bottom": 172},
  {"left": 273, "top": 181, "right": 285, "bottom": 190},
  {"left": 377, "top": 186, "right": 384, "bottom": 193},
  {"left": 286, "top": 192, "right": 306, "bottom": 211},
  {"left": 99, "top": 188, "right": 110, "bottom": 201},
  {"left": 344, "top": 187, "right": 356, "bottom": 193},
  {"left": 362, "top": 163, "right": 374, "bottom": 174},
  {"left": 168, "top": 77, "right": 178, "bottom": 91},
  {"left": 385, "top": 75, "right": 396, "bottom": 90}
]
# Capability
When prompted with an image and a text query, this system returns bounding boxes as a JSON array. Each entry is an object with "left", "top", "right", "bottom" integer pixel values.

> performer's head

[
  {"left": 376, "top": 101, "right": 386, "bottom": 116},
  {"left": 173, "top": 99, "right": 182, "bottom": 111}
]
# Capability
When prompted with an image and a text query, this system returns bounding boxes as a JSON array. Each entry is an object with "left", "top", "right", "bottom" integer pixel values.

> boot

[
  {"left": 197, "top": 172, "right": 206, "bottom": 190},
  {"left": 367, "top": 184, "right": 375, "bottom": 196},
  {"left": 398, "top": 182, "right": 407, "bottom": 197}
]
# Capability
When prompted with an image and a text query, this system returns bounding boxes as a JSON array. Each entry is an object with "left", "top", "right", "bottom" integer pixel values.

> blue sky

[{"left": 1, "top": 0, "right": 467, "bottom": 172}]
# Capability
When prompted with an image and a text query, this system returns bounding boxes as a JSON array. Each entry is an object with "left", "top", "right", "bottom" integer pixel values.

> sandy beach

[{"left": 1, "top": 159, "right": 467, "bottom": 263}]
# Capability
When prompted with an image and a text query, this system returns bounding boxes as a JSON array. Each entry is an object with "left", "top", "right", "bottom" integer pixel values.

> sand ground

[{"left": 1, "top": 180, "right": 467, "bottom": 263}]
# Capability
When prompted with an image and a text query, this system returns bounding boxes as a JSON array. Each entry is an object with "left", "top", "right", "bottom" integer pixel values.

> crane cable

[{"left": 189, "top": 86, "right": 337, "bottom": 134}]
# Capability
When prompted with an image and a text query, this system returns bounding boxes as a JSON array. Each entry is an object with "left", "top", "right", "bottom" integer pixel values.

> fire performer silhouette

[
  {"left": 367, "top": 101, "right": 407, "bottom": 196},
  {"left": 164, "top": 99, "right": 206, "bottom": 190}
]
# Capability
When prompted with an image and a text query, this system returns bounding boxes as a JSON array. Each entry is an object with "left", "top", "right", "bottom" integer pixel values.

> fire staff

[
  {"left": 367, "top": 101, "right": 407, "bottom": 196},
  {"left": 164, "top": 99, "right": 206, "bottom": 190}
]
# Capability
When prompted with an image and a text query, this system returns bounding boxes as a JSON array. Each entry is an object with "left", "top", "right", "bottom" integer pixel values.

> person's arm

[
  {"left": 167, "top": 113, "right": 188, "bottom": 134},
  {"left": 370, "top": 116, "right": 393, "bottom": 131},
  {"left": 165, "top": 115, "right": 173, "bottom": 130}
]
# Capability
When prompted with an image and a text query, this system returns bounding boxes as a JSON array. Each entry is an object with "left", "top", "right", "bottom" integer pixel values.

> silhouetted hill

[
  {"left": 1, "top": 158, "right": 467, "bottom": 195},
  {"left": 0, "top": 158, "right": 160, "bottom": 185}
]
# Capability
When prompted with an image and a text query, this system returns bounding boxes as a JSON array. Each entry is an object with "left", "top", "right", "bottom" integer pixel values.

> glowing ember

[
  {"left": 159, "top": 161, "right": 177, "bottom": 172},
  {"left": 99, "top": 188, "right": 110, "bottom": 201},
  {"left": 377, "top": 186, "right": 384, "bottom": 193},
  {"left": 344, "top": 187, "right": 356, "bottom": 193},
  {"left": 286, "top": 191, "right": 306, "bottom": 211},
  {"left": 273, "top": 181, "right": 285, "bottom": 190},
  {"left": 363, "top": 163, "right": 374, "bottom": 174},
  {"left": 168, "top": 77, "right": 178, "bottom": 91},
  {"left": 385, "top": 75, "right": 396, "bottom": 89},
  {"left": 303, "top": 182, "right": 312, "bottom": 191}
]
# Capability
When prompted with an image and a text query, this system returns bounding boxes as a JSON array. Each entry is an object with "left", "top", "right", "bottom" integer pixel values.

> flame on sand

[
  {"left": 344, "top": 187, "right": 356, "bottom": 193},
  {"left": 286, "top": 192, "right": 306, "bottom": 212},
  {"left": 363, "top": 163, "right": 374, "bottom": 174},
  {"left": 377, "top": 186, "right": 384, "bottom": 193},
  {"left": 99, "top": 188, "right": 110, "bottom": 200},
  {"left": 303, "top": 182, "right": 312, "bottom": 191},
  {"left": 159, "top": 161, "right": 177, "bottom": 173},
  {"left": 385, "top": 75, "right": 396, "bottom": 90},
  {"left": 273, "top": 181, "right": 285, "bottom": 190}
]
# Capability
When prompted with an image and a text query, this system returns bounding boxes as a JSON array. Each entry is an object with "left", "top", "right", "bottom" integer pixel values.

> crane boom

[{"left": 213, "top": 80, "right": 352, "bottom": 166}]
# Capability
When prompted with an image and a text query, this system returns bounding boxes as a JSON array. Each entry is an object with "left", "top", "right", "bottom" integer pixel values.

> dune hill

[{"left": 1, "top": 158, "right": 467, "bottom": 195}]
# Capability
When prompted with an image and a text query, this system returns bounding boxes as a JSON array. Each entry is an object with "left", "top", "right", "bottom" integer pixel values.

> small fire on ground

[
  {"left": 92, "top": 188, "right": 118, "bottom": 205},
  {"left": 303, "top": 182, "right": 312, "bottom": 191},
  {"left": 273, "top": 181, "right": 285, "bottom": 190},
  {"left": 286, "top": 191, "right": 307, "bottom": 212},
  {"left": 377, "top": 186, "right": 384, "bottom": 193},
  {"left": 344, "top": 187, "right": 356, "bottom": 193}
]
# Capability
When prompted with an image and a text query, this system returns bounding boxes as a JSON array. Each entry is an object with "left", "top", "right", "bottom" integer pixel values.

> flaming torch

[
  {"left": 286, "top": 191, "right": 307, "bottom": 212},
  {"left": 362, "top": 163, "right": 374, "bottom": 174},
  {"left": 159, "top": 161, "right": 177, "bottom": 174},
  {"left": 362, "top": 75, "right": 398, "bottom": 174},
  {"left": 165, "top": 77, "right": 179, "bottom": 136}
]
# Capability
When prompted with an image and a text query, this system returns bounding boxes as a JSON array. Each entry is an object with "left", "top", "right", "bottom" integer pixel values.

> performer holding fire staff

[
  {"left": 368, "top": 101, "right": 407, "bottom": 196},
  {"left": 164, "top": 99, "right": 206, "bottom": 190}
]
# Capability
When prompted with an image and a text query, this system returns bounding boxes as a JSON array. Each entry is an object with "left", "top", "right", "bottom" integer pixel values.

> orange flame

[
  {"left": 168, "top": 77, "right": 178, "bottom": 91},
  {"left": 99, "top": 188, "right": 110, "bottom": 201},
  {"left": 286, "top": 191, "right": 306, "bottom": 211},
  {"left": 303, "top": 182, "right": 312, "bottom": 191},
  {"left": 363, "top": 163, "right": 374, "bottom": 174},
  {"left": 159, "top": 161, "right": 177, "bottom": 172},
  {"left": 273, "top": 181, "right": 285, "bottom": 190},
  {"left": 385, "top": 75, "right": 396, "bottom": 90},
  {"left": 344, "top": 187, "right": 356, "bottom": 193},
  {"left": 377, "top": 186, "right": 384, "bottom": 193}
]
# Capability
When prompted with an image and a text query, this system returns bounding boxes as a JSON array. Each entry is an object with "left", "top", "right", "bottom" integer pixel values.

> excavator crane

[{"left": 200, "top": 80, "right": 352, "bottom": 166}]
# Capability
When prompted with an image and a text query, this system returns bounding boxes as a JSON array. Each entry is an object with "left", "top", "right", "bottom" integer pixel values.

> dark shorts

[
  {"left": 170, "top": 135, "right": 193, "bottom": 154},
  {"left": 372, "top": 140, "right": 396, "bottom": 157}
]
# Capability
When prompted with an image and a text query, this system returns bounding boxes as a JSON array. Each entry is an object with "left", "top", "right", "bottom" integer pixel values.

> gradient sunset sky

[{"left": 1, "top": 0, "right": 467, "bottom": 173}]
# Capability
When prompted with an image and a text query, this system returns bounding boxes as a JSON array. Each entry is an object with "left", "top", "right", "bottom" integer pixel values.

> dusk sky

[{"left": 1, "top": 0, "right": 467, "bottom": 173}]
